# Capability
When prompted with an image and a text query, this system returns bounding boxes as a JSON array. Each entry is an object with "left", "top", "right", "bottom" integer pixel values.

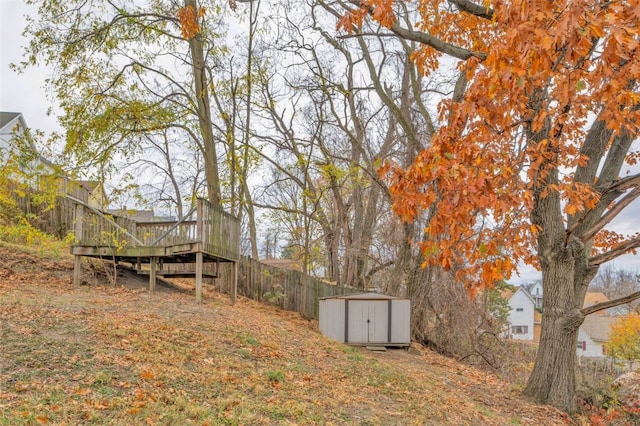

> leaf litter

[{"left": 0, "top": 243, "right": 570, "bottom": 425}]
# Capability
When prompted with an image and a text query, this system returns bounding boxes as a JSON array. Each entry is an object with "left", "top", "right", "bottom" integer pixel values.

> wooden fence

[
  {"left": 576, "top": 356, "right": 636, "bottom": 378},
  {"left": 13, "top": 193, "right": 76, "bottom": 238},
  {"left": 232, "top": 256, "right": 359, "bottom": 319}
]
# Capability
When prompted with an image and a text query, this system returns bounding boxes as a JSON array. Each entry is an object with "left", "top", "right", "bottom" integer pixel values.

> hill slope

[{"left": 0, "top": 244, "right": 567, "bottom": 425}]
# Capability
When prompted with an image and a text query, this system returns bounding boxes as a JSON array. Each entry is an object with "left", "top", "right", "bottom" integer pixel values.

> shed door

[{"left": 347, "top": 300, "right": 389, "bottom": 344}]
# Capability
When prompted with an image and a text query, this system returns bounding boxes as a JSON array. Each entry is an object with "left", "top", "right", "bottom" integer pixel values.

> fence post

[{"left": 149, "top": 256, "right": 157, "bottom": 293}]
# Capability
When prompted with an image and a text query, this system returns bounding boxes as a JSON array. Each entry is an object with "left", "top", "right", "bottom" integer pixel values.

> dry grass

[{"left": 0, "top": 244, "right": 570, "bottom": 425}]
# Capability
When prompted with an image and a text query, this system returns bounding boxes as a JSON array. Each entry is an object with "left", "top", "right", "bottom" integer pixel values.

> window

[
  {"left": 512, "top": 326, "right": 528, "bottom": 334},
  {"left": 577, "top": 341, "right": 586, "bottom": 351},
  {"left": 516, "top": 308, "right": 524, "bottom": 312}
]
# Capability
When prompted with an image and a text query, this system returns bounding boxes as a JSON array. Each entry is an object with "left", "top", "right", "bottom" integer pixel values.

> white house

[
  {"left": 0, "top": 111, "right": 27, "bottom": 160},
  {"left": 0, "top": 111, "right": 55, "bottom": 174},
  {"left": 503, "top": 287, "right": 536, "bottom": 340},
  {"left": 527, "top": 281, "right": 544, "bottom": 309},
  {"left": 577, "top": 315, "right": 618, "bottom": 358}
]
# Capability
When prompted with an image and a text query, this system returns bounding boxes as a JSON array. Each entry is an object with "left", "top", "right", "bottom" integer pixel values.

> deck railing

[
  {"left": 75, "top": 207, "right": 139, "bottom": 247},
  {"left": 136, "top": 220, "right": 198, "bottom": 246},
  {"left": 200, "top": 200, "right": 241, "bottom": 261},
  {"left": 74, "top": 197, "right": 240, "bottom": 261}
]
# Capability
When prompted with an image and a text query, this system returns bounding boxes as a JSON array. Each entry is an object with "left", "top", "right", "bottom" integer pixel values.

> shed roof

[{"left": 319, "top": 292, "right": 403, "bottom": 301}]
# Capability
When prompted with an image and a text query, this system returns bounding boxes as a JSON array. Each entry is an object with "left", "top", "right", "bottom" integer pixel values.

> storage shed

[{"left": 319, "top": 292, "right": 410, "bottom": 347}]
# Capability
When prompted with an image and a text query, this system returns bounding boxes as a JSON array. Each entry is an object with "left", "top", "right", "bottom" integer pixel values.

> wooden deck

[{"left": 71, "top": 197, "right": 240, "bottom": 302}]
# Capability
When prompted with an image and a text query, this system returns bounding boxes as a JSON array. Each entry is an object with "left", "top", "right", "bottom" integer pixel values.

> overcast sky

[
  {"left": 1, "top": 0, "right": 638, "bottom": 284},
  {"left": 1, "top": 1, "right": 60, "bottom": 136}
]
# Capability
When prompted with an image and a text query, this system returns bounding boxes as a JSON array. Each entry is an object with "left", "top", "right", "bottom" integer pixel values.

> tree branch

[
  {"left": 335, "top": 0, "right": 487, "bottom": 60},
  {"left": 589, "top": 236, "right": 640, "bottom": 266},
  {"left": 580, "top": 187, "right": 640, "bottom": 242},
  {"left": 581, "top": 291, "right": 640, "bottom": 316},
  {"left": 604, "top": 171, "right": 640, "bottom": 193},
  {"left": 449, "top": 0, "right": 494, "bottom": 20},
  {"left": 385, "top": 21, "right": 487, "bottom": 61},
  {"left": 366, "top": 260, "right": 395, "bottom": 279}
]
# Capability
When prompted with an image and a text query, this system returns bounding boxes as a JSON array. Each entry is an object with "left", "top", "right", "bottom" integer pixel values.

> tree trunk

[
  {"left": 185, "top": 0, "right": 221, "bottom": 205},
  {"left": 523, "top": 249, "right": 583, "bottom": 412}
]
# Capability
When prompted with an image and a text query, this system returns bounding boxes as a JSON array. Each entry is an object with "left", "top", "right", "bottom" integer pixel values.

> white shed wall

[
  {"left": 319, "top": 298, "right": 345, "bottom": 343},
  {"left": 390, "top": 299, "right": 411, "bottom": 344}
]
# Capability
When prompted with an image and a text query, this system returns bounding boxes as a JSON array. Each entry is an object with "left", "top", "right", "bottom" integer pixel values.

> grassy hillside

[{"left": 0, "top": 243, "right": 568, "bottom": 425}]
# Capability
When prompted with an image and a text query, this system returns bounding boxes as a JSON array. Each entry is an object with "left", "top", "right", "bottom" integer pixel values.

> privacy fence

[
  {"left": 13, "top": 193, "right": 76, "bottom": 239},
  {"left": 218, "top": 256, "right": 360, "bottom": 319}
]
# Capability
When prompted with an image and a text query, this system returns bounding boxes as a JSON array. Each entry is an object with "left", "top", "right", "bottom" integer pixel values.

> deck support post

[
  {"left": 73, "top": 255, "right": 82, "bottom": 288},
  {"left": 73, "top": 203, "right": 84, "bottom": 288},
  {"left": 232, "top": 261, "right": 237, "bottom": 305},
  {"left": 195, "top": 251, "right": 203, "bottom": 303},
  {"left": 149, "top": 256, "right": 158, "bottom": 293}
]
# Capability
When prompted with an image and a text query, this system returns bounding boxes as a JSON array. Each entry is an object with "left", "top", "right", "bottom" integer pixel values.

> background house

[
  {"left": 261, "top": 258, "right": 302, "bottom": 272},
  {"left": 583, "top": 292, "right": 610, "bottom": 315},
  {"left": 64, "top": 179, "right": 108, "bottom": 209},
  {"left": 502, "top": 287, "right": 536, "bottom": 340},
  {"left": 577, "top": 315, "right": 618, "bottom": 358},
  {"left": 0, "top": 111, "right": 27, "bottom": 157},
  {"left": 525, "top": 281, "right": 543, "bottom": 309},
  {"left": 533, "top": 310, "right": 542, "bottom": 341},
  {"left": 0, "top": 111, "right": 55, "bottom": 175},
  {"left": 106, "top": 207, "right": 155, "bottom": 222}
]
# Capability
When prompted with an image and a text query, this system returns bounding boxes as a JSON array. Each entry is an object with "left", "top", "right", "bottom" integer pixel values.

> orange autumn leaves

[
  {"left": 337, "top": 0, "right": 396, "bottom": 32},
  {"left": 177, "top": 5, "right": 206, "bottom": 39},
  {"left": 342, "top": 1, "right": 640, "bottom": 292}
]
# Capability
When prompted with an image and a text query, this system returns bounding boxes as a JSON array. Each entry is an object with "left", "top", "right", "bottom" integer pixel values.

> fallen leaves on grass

[{"left": 0, "top": 244, "right": 570, "bottom": 425}]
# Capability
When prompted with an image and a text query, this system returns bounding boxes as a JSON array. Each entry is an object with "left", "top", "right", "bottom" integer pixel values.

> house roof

[
  {"left": 106, "top": 208, "right": 155, "bottom": 222},
  {"left": 503, "top": 286, "right": 536, "bottom": 305},
  {"left": 320, "top": 292, "right": 402, "bottom": 301},
  {"left": 523, "top": 282, "right": 537, "bottom": 293},
  {"left": 0, "top": 111, "right": 55, "bottom": 167},
  {"left": 584, "top": 292, "right": 609, "bottom": 307},
  {"left": 500, "top": 287, "right": 515, "bottom": 301},
  {"left": 581, "top": 315, "right": 618, "bottom": 342},
  {"left": 261, "top": 258, "right": 302, "bottom": 271},
  {"left": 584, "top": 292, "right": 610, "bottom": 314},
  {"left": 75, "top": 180, "right": 101, "bottom": 192},
  {"left": 0, "top": 111, "right": 21, "bottom": 129}
]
